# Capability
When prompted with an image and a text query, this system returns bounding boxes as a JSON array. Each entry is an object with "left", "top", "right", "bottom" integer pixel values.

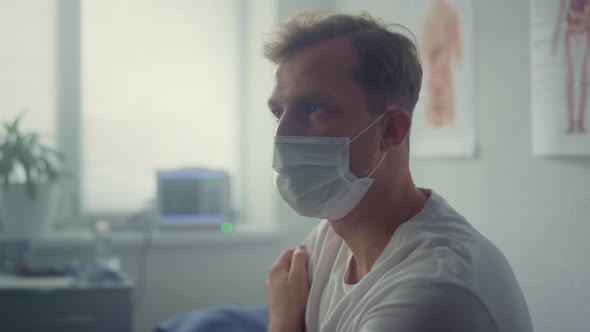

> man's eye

[
  {"left": 272, "top": 110, "right": 283, "bottom": 120},
  {"left": 310, "top": 104, "right": 323, "bottom": 113}
]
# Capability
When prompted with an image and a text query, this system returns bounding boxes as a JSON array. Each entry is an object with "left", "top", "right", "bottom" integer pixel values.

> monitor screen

[{"left": 157, "top": 169, "right": 229, "bottom": 226}]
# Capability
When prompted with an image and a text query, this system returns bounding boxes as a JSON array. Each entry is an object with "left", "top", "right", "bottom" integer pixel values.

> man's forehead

[
  {"left": 275, "top": 36, "right": 358, "bottom": 80},
  {"left": 270, "top": 37, "right": 358, "bottom": 102}
]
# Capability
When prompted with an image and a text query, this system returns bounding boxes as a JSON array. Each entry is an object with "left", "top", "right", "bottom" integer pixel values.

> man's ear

[{"left": 380, "top": 107, "right": 411, "bottom": 151}]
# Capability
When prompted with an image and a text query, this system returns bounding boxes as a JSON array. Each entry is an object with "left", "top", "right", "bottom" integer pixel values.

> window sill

[{"left": 29, "top": 225, "right": 280, "bottom": 251}]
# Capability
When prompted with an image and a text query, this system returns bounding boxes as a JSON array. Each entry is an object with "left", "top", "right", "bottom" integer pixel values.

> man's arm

[
  {"left": 265, "top": 245, "right": 310, "bottom": 332},
  {"left": 358, "top": 282, "right": 497, "bottom": 332}
]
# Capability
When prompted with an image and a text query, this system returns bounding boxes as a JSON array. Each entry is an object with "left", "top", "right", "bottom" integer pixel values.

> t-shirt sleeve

[{"left": 358, "top": 282, "right": 498, "bottom": 332}]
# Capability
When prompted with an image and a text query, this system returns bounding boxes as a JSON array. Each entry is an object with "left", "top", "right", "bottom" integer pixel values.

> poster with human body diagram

[
  {"left": 409, "top": 0, "right": 475, "bottom": 157},
  {"left": 532, "top": 0, "right": 590, "bottom": 156}
]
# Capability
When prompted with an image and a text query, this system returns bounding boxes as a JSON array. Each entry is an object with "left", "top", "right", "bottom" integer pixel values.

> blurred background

[{"left": 0, "top": 0, "right": 589, "bottom": 331}]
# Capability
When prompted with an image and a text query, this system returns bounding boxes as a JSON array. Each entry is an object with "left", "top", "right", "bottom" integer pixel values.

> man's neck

[{"left": 329, "top": 176, "right": 430, "bottom": 284}]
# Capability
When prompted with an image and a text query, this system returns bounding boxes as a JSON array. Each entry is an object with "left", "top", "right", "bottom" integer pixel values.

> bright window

[
  {"left": 0, "top": 1, "right": 56, "bottom": 143},
  {"left": 81, "top": 0, "right": 240, "bottom": 213}
]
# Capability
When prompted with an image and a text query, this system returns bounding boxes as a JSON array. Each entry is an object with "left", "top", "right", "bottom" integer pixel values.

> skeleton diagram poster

[
  {"left": 532, "top": 0, "right": 590, "bottom": 156},
  {"left": 408, "top": 0, "right": 475, "bottom": 157}
]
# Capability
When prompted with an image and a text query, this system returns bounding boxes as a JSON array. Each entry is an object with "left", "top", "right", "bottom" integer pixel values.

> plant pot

[{"left": 0, "top": 182, "right": 60, "bottom": 239}]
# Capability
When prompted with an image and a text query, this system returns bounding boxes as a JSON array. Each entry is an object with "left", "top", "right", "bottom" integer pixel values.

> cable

[
  {"left": 132, "top": 220, "right": 153, "bottom": 311},
  {"left": 126, "top": 200, "right": 156, "bottom": 311}
]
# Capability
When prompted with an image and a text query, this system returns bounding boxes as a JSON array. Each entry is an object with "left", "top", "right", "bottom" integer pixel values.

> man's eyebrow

[
  {"left": 267, "top": 99, "right": 279, "bottom": 109},
  {"left": 295, "top": 92, "right": 340, "bottom": 109},
  {"left": 268, "top": 91, "right": 336, "bottom": 108}
]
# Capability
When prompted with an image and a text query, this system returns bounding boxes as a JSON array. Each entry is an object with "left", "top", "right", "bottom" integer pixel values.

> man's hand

[{"left": 265, "top": 245, "right": 309, "bottom": 332}]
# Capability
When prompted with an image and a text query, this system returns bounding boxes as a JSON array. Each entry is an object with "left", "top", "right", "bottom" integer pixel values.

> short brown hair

[{"left": 262, "top": 11, "right": 422, "bottom": 115}]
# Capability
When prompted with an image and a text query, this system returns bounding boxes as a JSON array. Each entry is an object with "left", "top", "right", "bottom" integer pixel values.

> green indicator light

[{"left": 221, "top": 222, "right": 233, "bottom": 233}]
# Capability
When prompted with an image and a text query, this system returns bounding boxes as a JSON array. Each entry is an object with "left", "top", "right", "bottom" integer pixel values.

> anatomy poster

[
  {"left": 409, "top": 0, "right": 475, "bottom": 157},
  {"left": 532, "top": 0, "right": 590, "bottom": 156}
]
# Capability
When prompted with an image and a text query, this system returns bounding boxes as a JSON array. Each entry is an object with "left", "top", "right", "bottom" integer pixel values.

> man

[{"left": 264, "top": 12, "right": 533, "bottom": 332}]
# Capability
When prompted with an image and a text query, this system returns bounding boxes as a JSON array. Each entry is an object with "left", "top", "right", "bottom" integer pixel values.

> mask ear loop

[
  {"left": 367, "top": 151, "right": 388, "bottom": 178},
  {"left": 350, "top": 112, "right": 388, "bottom": 143},
  {"left": 349, "top": 112, "right": 391, "bottom": 178}
]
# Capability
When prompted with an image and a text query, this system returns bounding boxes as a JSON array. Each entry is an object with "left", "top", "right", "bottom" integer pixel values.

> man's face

[{"left": 267, "top": 37, "right": 383, "bottom": 177}]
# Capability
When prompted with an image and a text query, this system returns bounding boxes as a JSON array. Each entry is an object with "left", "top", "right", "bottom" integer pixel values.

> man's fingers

[
  {"left": 289, "top": 245, "right": 308, "bottom": 280},
  {"left": 270, "top": 249, "right": 295, "bottom": 275}
]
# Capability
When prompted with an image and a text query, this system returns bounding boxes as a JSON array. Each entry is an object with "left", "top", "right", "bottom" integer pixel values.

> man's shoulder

[
  {"left": 373, "top": 192, "right": 505, "bottom": 288},
  {"left": 407, "top": 190, "right": 485, "bottom": 244}
]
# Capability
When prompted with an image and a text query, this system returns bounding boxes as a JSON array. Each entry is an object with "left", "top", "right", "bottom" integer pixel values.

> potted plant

[{"left": 0, "top": 113, "right": 68, "bottom": 238}]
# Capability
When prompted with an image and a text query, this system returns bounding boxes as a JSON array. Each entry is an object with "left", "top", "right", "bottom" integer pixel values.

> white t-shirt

[{"left": 303, "top": 190, "right": 533, "bottom": 332}]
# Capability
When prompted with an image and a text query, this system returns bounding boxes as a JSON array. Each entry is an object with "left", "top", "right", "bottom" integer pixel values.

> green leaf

[
  {"left": 39, "top": 145, "right": 66, "bottom": 161},
  {"left": 1, "top": 111, "right": 68, "bottom": 189},
  {"left": 3, "top": 122, "right": 16, "bottom": 138},
  {"left": 16, "top": 145, "right": 35, "bottom": 167},
  {"left": 3, "top": 111, "right": 25, "bottom": 138},
  {"left": 24, "top": 133, "right": 39, "bottom": 147},
  {"left": 40, "top": 157, "right": 58, "bottom": 181},
  {"left": 11, "top": 111, "right": 27, "bottom": 130}
]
